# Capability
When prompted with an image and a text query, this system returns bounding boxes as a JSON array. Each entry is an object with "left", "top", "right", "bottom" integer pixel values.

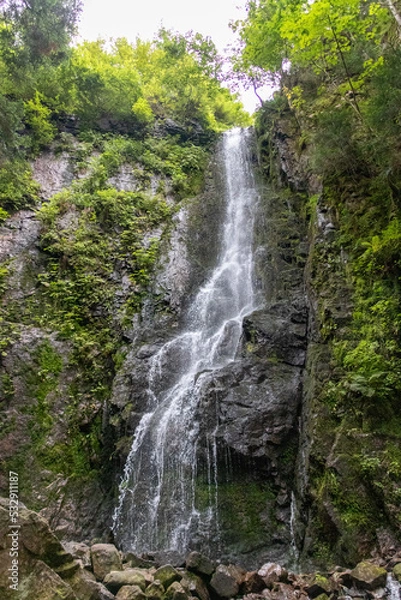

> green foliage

[
  {"left": 24, "top": 91, "right": 56, "bottom": 152},
  {"left": 0, "top": 94, "right": 24, "bottom": 158},
  {"left": 0, "top": 0, "right": 82, "bottom": 66},
  {"left": 0, "top": 160, "right": 40, "bottom": 211},
  {"left": 25, "top": 340, "right": 63, "bottom": 445}
]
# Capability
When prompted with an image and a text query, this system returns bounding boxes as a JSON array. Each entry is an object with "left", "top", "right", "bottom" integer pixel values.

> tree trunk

[{"left": 384, "top": 0, "right": 401, "bottom": 33}]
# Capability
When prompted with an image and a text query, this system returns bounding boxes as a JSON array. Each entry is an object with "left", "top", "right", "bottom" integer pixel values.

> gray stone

[
  {"left": 185, "top": 552, "right": 215, "bottom": 576},
  {"left": 104, "top": 570, "right": 148, "bottom": 593},
  {"left": 350, "top": 562, "right": 387, "bottom": 591},
  {"left": 165, "top": 581, "right": 191, "bottom": 600},
  {"left": 91, "top": 544, "right": 123, "bottom": 581},
  {"left": 304, "top": 574, "right": 331, "bottom": 598},
  {"left": 258, "top": 563, "right": 288, "bottom": 588},
  {"left": 146, "top": 580, "right": 165, "bottom": 600},
  {"left": 17, "top": 560, "right": 77, "bottom": 600},
  {"left": 153, "top": 565, "right": 181, "bottom": 590},
  {"left": 241, "top": 571, "right": 266, "bottom": 594},
  {"left": 125, "top": 553, "right": 156, "bottom": 570},
  {"left": 31, "top": 151, "right": 74, "bottom": 200},
  {"left": 181, "top": 571, "right": 211, "bottom": 600},
  {"left": 116, "top": 584, "right": 148, "bottom": 600},
  {"left": 63, "top": 541, "right": 92, "bottom": 570},
  {"left": 68, "top": 566, "right": 115, "bottom": 600},
  {"left": 210, "top": 564, "right": 243, "bottom": 598}
]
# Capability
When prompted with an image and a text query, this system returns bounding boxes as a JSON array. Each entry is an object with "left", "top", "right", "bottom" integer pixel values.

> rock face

[
  {"left": 2, "top": 113, "right": 400, "bottom": 572},
  {"left": 109, "top": 131, "right": 307, "bottom": 567},
  {"left": 256, "top": 99, "right": 401, "bottom": 567},
  {"left": 0, "top": 498, "right": 113, "bottom": 600}
]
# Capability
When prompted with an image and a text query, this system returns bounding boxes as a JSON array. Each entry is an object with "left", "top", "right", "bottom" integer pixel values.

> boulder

[
  {"left": 146, "top": 580, "right": 165, "bottom": 600},
  {"left": 241, "top": 571, "right": 266, "bottom": 594},
  {"left": 185, "top": 552, "right": 215, "bottom": 577},
  {"left": 257, "top": 564, "right": 288, "bottom": 588},
  {"left": 210, "top": 564, "right": 245, "bottom": 598},
  {"left": 68, "top": 566, "right": 115, "bottom": 600},
  {"left": 116, "top": 584, "right": 148, "bottom": 600},
  {"left": 165, "top": 581, "right": 191, "bottom": 600},
  {"left": 181, "top": 570, "right": 210, "bottom": 600},
  {"left": 269, "top": 582, "right": 307, "bottom": 600},
  {"left": 154, "top": 565, "right": 181, "bottom": 589},
  {"left": 0, "top": 500, "right": 91, "bottom": 600},
  {"left": 393, "top": 563, "right": 401, "bottom": 582},
  {"left": 126, "top": 553, "right": 156, "bottom": 570},
  {"left": 350, "top": 562, "right": 387, "bottom": 591},
  {"left": 17, "top": 560, "right": 77, "bottom": 600},
  {"left": 91, "top": 544, "right": 123, "bottom": 581},
  {"left": 152, "top": 551, "right": 186, "bottom": 568},
  {"left": 104, "top": 570, "right": 148, "bottom": 594},
  {"left": 304, "top": 574, "right": 331, "bottom": 598},
  {"left": 64, "top": 541, "right": 92, "bottom": 570}
]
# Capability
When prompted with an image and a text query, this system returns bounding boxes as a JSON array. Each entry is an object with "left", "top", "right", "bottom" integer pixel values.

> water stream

[{"left": 113, "top": 127, "right": 259, "bottom": 554}]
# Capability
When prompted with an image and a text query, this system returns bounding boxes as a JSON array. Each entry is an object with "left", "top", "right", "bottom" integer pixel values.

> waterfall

[
  {"left": 387, "top": 575, "right": 401, "bottom": 600},
  {"left": 113, "top": 127, "right": 259, "bottom": 555}
]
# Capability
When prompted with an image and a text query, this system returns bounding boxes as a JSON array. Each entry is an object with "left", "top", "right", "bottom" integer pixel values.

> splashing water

[{"left": 113, "top": 128, "right": 260, "bottom": 554}]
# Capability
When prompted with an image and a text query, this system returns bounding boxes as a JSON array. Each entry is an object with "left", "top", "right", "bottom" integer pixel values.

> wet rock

[
  {"left": 270, "top": 582, "right": 307, "bottom": 600},
  {"left": 185, "top": 552, "right": 215, "bottom": 577},
  {"left": 125, "top": 553, "right": 156, "bottom": 570},
  {"left": 0, "top": 499, "right": 116, "bottom": 600},
  {"left": 116, "top": 584, "right": 148, "bottom": 600},
  {"left": 68, "top": 566, "right": 115, "bottom": 600},
  {"left": 334, "top": 569, "right": 353, "bottom": 589},
  {"left": 304, "top": 574, "right": 332, "bottom": 598},
  {"left": 104, "top": 570, "right": 148, "bottom": 593},
  {"left": 243, "top": 310, "right": 307, "bottom": 367},
  {"left": 165, "top": 581, "right": 192, "bottom": 600},
  {"left": 91, "top": 544, "right": 123, "bottom": 581},
  {"left": 64, "top": 541, "right": 92, "bottom": 570},
  {"left": 153, "top": 565, "right": 181, "bottom": 589},
  {"left": 209, "top": 564, "right": 245, "bottom": 598},
  {"left": 241, "top": 571, "right": 267, "bottom": 594},
  {"left": 350, "top": 562, "right": 387, "bottom": 590},
  {"left": 146, "top": 580, "right": 165, "bottom": 600},
  {"left": 258, "top": 563, "right": 288, "bottom": 588},
  {"left": 181, "top": 570, "right": 210, "bottom": 600},
  {"left": 152, "top": 551, "right": 186, "bottom": 568},
  {"left": 392, "top": 563, "right": 401, "bottom": 582},
  {"left": 17, "top": 560, "right": 77, "bottom": 600}
]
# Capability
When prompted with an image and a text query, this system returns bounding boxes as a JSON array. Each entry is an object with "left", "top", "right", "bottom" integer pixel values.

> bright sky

[{"left": 77, "top": 0, "right": 269, "bottom": 113}]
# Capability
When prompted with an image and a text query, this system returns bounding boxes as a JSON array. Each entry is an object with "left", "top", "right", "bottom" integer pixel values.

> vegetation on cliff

[
  {"left": 0, "top": 0, "right": 250, "bottom": 527},
  {"left": 236, "top": 0, "right": 401, "bottom": 565}
]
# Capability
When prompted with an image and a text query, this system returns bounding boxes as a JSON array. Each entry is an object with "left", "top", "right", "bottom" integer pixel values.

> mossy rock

[
  {"left": 393, "top": 563, "right": 401, "bottom": 582},
  {"left": 305, "top": 573, "right": 332, "bottom": 598},
  {"left": 153, "top": 565, "right": 181, "bottom": 590},
  {"left": 350, "top": 562, "right": 387, "bottom": 590}
]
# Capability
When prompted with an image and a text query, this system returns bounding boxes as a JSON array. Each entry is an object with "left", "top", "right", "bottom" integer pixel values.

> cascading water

[{"left": 113, "top": 127, "right": 259, "bottom": 555}]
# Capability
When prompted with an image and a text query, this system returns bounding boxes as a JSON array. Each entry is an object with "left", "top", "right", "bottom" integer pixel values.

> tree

[{"left": 0, "top": 0, "right": 82, "bottom": 65}]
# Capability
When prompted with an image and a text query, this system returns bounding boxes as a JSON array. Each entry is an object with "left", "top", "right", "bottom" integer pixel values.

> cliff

[
  {"left": 0, "top": 111, "right": 400, "bottom": 579},
  {"left": 256, "top": 99, "right": 401, "bottom": 568}
]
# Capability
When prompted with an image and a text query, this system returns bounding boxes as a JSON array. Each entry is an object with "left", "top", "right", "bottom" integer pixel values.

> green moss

[
  {"left": 24, "top": 340, "right": 63, "bottom": 445},
  {"left": 195, "top": 476, "right": 276, "bottom": 551}
]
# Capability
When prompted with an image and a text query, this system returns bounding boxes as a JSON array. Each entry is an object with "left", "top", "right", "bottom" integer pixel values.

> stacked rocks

[{"left": 1, "top": 499, "right": 401, "bottom": 600}]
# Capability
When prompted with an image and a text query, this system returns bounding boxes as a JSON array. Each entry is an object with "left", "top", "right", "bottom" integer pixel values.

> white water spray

[{"left": 113, "top": 128, "right": 259, "bottom": 554}]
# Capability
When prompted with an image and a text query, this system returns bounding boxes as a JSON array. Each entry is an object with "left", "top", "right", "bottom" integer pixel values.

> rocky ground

[{"left": 1, "top": 498, "right": 401, "bottom": 600}]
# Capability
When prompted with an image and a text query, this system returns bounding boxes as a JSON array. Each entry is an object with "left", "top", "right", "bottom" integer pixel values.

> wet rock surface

[{"left": 109, "top": 133, "right": 307, "bottom": 566}]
